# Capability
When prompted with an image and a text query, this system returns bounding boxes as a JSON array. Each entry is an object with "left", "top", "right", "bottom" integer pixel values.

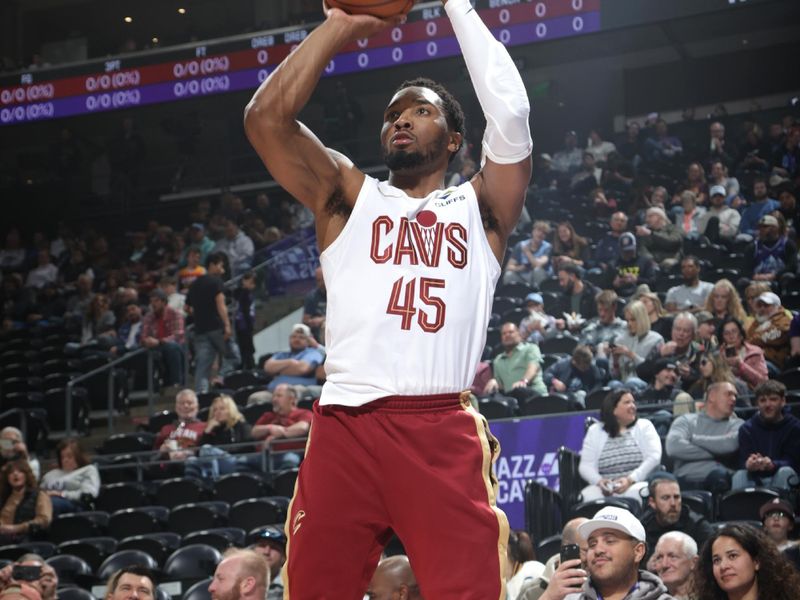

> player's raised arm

[
  {"left": 443, "top": 0, "right": 532, "bottom": 244},
  {"left": 243, "top": 8, "right": 400, "bottom": 215}
]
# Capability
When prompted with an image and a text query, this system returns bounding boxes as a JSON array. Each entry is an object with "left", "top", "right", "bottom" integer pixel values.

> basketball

[{"left": 327, "top": 0, "right": 416, "bottom": 18}]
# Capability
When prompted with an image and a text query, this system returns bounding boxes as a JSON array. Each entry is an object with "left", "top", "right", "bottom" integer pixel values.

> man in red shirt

[
  {"left": 252, "top": 384, "right": 311, "bottom": 469},
  {"left": 141, "top": 288, "right": 186, "bottom": 389}
]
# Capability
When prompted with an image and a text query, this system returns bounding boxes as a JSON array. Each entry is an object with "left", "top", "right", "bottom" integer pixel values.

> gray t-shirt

[{"left": 665, "top": 281, "right": 713, "bottom": 310}]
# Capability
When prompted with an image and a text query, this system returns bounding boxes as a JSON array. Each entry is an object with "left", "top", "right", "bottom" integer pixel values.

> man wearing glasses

[{"left": 759, "top": 498, "right": 800, "bottom": 570}]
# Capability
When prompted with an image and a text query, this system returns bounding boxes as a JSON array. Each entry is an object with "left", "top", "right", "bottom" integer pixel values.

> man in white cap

[
  {"left": 698, "top": 184, "right": 740, "bottom": 241},
  {"left": 745, "top": 291, "right": 791, "bottom": 369},
  {"left": 564, "top": 507, "right": 673, "bottom": 600}
]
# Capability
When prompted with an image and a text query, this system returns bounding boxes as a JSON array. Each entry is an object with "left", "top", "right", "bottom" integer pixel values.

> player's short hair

[{"left": 394, "top": 77, "right": 466, "bottom": 139}]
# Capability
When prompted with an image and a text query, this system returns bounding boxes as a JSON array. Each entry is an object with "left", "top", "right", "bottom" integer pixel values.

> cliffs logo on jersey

[{"left": 370, "top": 210, "right": 467, "bottom": 269}]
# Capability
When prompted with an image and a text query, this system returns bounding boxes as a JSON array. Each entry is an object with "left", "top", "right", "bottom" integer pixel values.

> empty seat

[
  {"left": 223, "top": 369, "right": 270, "bottom": 390},
  {"left": 535, "top": 534, "right": 562, "bottom": 562},
  {"left": 56, "top": 588, "right": 96, "bottom": 600},
  {"left": 117, "top": 532, "right": 181, "bottom": 565},
  {"left": 98, "top": 432, "right": 156, "bottom": 455},
  {"left": 163, "top": 544, "right": 222, "bottom": 583},
  {"left": 108, "top": 506, "right": 169, "bottom": 539},
  {"left": 45, "top": 554, "right": 93, "bottom": 586},
  {"left": 182, "top": 577, "right": 213, "bottom": 600},
  {"left": 570, "top": 497, "right": 640, "bottom": 519},
  {"left": 0, "top": 541, "right": 56, "bottom": 561},
  {"left": 181, "top": 530, "right": 237, "bottom": 553},
  {"left": 147, "top": 410, "right": 177, "bottom": 434},
  {"left": 49, "top": 511, "right": 109, "bottom": 544},
  {"left": 155, "top": 477, "right": 207, "bottom": 509},
  {"left": 478, "top": 396, "right": 517, "bottom": 420},
  {"left": 519, "top": 394, "right": 572, "bottom": 416},
  {"left": 95, "top": 482, "right": 149, "bottom": 512},
  {"left": 57, "top": 537, "right": 117, "bottom": 571},
  {"left": 228, "top": 498, "right": 288, "bottom": 532},
  {"left": 168, "top": 502, "right": 230, "bottom": 536},
  {"left": 717, "top": 488, "right": 780, "bottom": 522},
  {"left": 271, "top": 470, "right": 298, "bottom": 499},
  {"left": 213, "top": 472, "right": 268, "bottom": 504},
  {"left": 540, "top": 335, "right": 579, "bottom": 355},
  {"left": 681, "top": 490, "right": 715, "bottom": 521},
  {"left": 97, "top": 549, "right": 159, "bottom": 581}
]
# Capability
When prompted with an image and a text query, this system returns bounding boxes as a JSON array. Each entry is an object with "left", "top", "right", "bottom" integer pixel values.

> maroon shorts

[{"left": 281, "top": 392, "right": 508, "bottom": 599}]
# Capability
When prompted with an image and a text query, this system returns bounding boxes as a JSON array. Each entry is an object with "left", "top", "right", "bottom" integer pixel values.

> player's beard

[{"left": 383, "top": 134, "right": 448, "bottom": 172}]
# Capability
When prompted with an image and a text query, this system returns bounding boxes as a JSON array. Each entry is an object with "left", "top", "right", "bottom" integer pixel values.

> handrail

[{"left": 65, "top": 347, "right": 155, "bottom": 437}]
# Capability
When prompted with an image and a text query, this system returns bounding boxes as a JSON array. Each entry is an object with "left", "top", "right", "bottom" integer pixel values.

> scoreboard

[{"left": 0, "top": 0, "right": 600, "bottom": 127}]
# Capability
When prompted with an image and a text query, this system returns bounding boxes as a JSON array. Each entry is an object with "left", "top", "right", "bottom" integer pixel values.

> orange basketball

[{"left": 327, "top": 0, "right": 416, "bottom": 18}]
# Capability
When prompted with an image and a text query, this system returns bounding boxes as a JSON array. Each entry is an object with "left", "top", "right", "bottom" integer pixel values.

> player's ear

[{"left": 448, "top": 131, "right": 463, "bottom": 155}]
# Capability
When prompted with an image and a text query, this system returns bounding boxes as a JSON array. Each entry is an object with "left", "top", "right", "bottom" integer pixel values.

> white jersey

[{"left": 319, "top": 175, "right": 501, "bottom": 407}]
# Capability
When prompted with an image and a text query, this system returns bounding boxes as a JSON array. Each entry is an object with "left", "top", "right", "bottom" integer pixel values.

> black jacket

[{"left": 640, "top": 504, "right": 714, "bottom": 561}]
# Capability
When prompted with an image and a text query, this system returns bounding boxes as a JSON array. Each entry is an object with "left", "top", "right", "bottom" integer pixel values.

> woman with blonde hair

[
  {"left": 704, "top": 279, "right": 746, "bottom": 324},
  {"left": 185, "top": 394, "right": 252, "bottom": 479},
  {"left": 551, "top": 221, "right": 590, "bottom": 270},
  {"left": 633, "top": 284, "right": 673, "bottom": 340},
  {"left": 604, "top": 300, "right": 664, "bottom": 389}
]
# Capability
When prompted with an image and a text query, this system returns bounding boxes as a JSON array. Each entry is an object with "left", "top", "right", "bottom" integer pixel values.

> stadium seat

[
  {"left": 228, "top": 497, "right": 288, "bottom": 532},
  {"left": 495, "top": 282, "right": 535, "bottom": 299},
  {"left": 717, "top": 488, "right": 779, "bottom": 522},
  {"left": 223, "top": 370, "right": 270, "bottom": 390},
  {"left": 117, "top": 532, "right": 181, "bottom": 565},
  {"left": 271, "top": 469, "right": 298, "bottom": 499},
  {"left": 518, "top": 394, "right": 571, "bottom": 416},
  {"left": 57, "top": 537, "right": 117, "bottom": 572},
  {"left": 97, "top": 549, "right": 159, "bottom": 580},
  {"left": 571, "top": 497, "right": 641, "bottom": 519},
  {"left": 168, "top": 502, "right": 230, "bottom": 536},
  {"left": 0, "top": 542, "right": 56, "bottom": 562},
  {"left": 155, "top": 477, "right": 207, "bottom": 509},
  {"left": 181, "top": 528, "right": 243, "bottom": 552},
  {"left": 108, "top": 506, "right": 169, "bottom": 539},
  {"left": 492, "top": 296, "right": 523, "bottom": 316},
  {"left": 585, "top": 387, "right": 611, "bottom": 411},
  {"left": 681, "top": 490, "right": 715, "bottom": 521},
  {"left": 777, "top": 368, "right": 800, "bottom": 391},
  {"left": 213, "top": 472, "right": 269, "bottom": 504},
  {"left": 45, "top": 554, "right": 93, "bottom": 586},
  {"left": 49, "top": 511, "right": 109, "bottom": 544},
  {"left": 478, "top": 396, "right": 518, "bottom": 420},
  {"left": 535, "top": 534, "right": 563, "bottom": 562},
  {"left": 95, "top": 482, "right": 149, "bottom": 512},
  {"left": 197, "top": 389, "right": 236, "bottom": 410},
  {"left": 232, "top": 385, "right": 265, "bottom": 407},
  {"left": 57, "top": 588, "right": 96, "bottom": 600},
  {"left": 182, "top": 577, "right": 213, "bottom": 600},
  {"left": 147, "top": 410, "right": 177, "bottom": 434},
  {"left": 540, "top": 335, "right": 579, "bottom": 356},
  {"left": 163, "top": 544, "right": 222, "bottom": 584},
  {"left": 97, "top": 432, "right": 156, "bottom": 455}
]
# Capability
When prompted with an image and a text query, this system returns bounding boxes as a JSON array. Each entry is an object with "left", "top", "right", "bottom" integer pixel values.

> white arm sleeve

[{"left": 444, "top": 0, "right": 532, "bottom": 165}]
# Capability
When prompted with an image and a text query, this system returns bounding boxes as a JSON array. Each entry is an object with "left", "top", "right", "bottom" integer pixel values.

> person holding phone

[
  {"left": 717, "top": 317, "right": 768, "bottom": 391},
  {"left": 517, "top": 518, "right": 588, "bottom": 600}
]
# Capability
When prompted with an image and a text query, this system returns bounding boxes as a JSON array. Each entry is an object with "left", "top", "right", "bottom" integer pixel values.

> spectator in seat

[
  {"left": 153, "top": 389, "right": 206, "bottom": 460},
  {"left": 141, "top": 288, "right": 186, "bottom": 392},
  {"left": 745, "top": 292, "right": 791, "bottom": 370},
  {"left": 263, "top": 323, "right": 324, "bottom": 394},
  {"left": 502, "top": 221, "right": 552, "bottom": 287},
  {"left": 759, "top": 498, "right": 799, "bottom": 564},
  {"left": 732, "top": 380, "right": 800, "bottom": 490},
  {"left": 569, "top": 152, "right": 601, "bottom": 195},
  {"left": 105, "top": 567, "right": 156, "bottom": 600},
  {"left": 552, "top": 130, "right": 583, "bottom": 175},
  {"left": 0, "top": 229, "right": 26, "bottom": 273},
  {"left": 77, "top": 293, "right": 116, "bottom": 350},
  {"left": 664, "top": 256, "right": 713, "bottom": 314},
  {"left": 213, "top": 219, "right": 254, "bottom": 277},
  {"left": 717, "top": 317, "right": 768, "bottom": 392},
  {"left": 698, "top": 185, "right": 741, "bottom": 242},
  {"left": 739, "top": 177, "right": 780, "bottom": 238},
  {"left": 181, "top": 223, "right": 215, "bottom": 267},
  {"left": 640, "top": 476, "right": 714, "bottom": 567},
  {"left": 665, "top": 381, "right": 743, "bottom": 492},
  {"left": 644, "top": 312, "right": 703, "bottom": 391},
  {"left": 110, "top": 303, "right": 143, "bottom": 357},
  {"left": 302, "top": 266, "right": 327, "bottom": 343},
  {"left": 602, "top": 300, "right": 663, "bottom": 391},
  {"left": 586, "top": 128, "right": 617, "bottom": 163},
  {"left": 742, "top": 281, "right": 771, "bottom": 329},
  {"left": 743, "top": 214, "right": 798, "bottom": 286},
  {"left": 633, "top": 285, "right": 673, "bottom": 340},
  {"left": 674, "top": 191, "right": 706, "bottom": 239},
  {"left": 39, "top": 438, "right": 99, "bottom": 516},
  {"left": 688, "top": 351, "right": 748, "bottom": 401},
  {"left": 178, "top": 246, "right": 207, "bottom": 291},
  {"left": 250, "top": 384, "right": 312, "bottom": 470},
  {"left": 544, "top": 345, "right": 606, "bottom": 408},
  {"left": 771, "top": 125, "right": 800, "bottom": 181},
  {"left": 208, "top": 548, "right": 269, "bottom": 600},
  {"left": 591, "top": 212, "right": 629, "bottom": 272},
  {"left": 703, "top": 279, "right": 746, "bottom": 327},
  {"left": 0, "top": 428, "right": 40, "bottom": 480},
  {"left": 185, "top": 394, "right": 252, "bottom": 480},
  {"left": 563, "top": 507, "right": 671, "bottom": 600},
  {"left": 637, "top": 359, "right": 694, "bottom": 424},
  {"left": 505, "top": 530, "right": 545, "bottom": 600},
  {"left": 694, "top": 312, "right": 719, "bottom": 352},
  {"left": 0, "top": 461, "right": 51, "bottom": 545},
  {"left": 24, "top": 250, "right": 58, "bottom": 290},
  {"left": 366, "top": 555, "right": 423, "bottom": 600},
  {"left": 705, "top": 121, "right": 737, "bottom": 170},
  {"left": 578, "top": 290, "right": 626, "bottom": 350},
  {"left": 695, "top": 523, "right": 800, "bottom": 600},
  {"left": 520, "top": 292, "right": 557, "bottom": 344},
  {"left": 248, "top": 526, "right": 287, "bottom": 600},
  {"left": 648, "top": 532, "right": 698, "bottom": 600},
  {"left": 552, "top": 222, "right": 590, "bottom": 271},
  {"left": 636, "top": 207, "right": 683, "bottom": 271},
  {"left": 609, "top": 233, "right": 657, "bottom": 298},
  {"left": 644, "top": 118, "right": 683, "bottom": 162},
  {"left": 556, "top": 264, "right": 598, "bottom": 326},
  {"left": 578, "top": 390, "right": 661, "bottom": 505},
  {"left": 483, "top": 322, "right": 547, "bottom": 401}
]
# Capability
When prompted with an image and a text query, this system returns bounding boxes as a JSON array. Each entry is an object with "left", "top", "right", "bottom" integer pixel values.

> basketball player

[{"left": 244, "top": 0, "right": 532, "bottom": 597}]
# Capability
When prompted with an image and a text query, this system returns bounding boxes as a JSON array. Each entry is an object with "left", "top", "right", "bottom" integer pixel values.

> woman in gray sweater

[{"left": 40, "top": 438, "right": 100, "bottom": 515}]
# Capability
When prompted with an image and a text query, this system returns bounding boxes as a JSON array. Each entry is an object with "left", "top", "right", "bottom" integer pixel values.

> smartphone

[
  {"left": 560, "top": 543, "right": 581, "bottom": 564},
  {"left": 12, "top": 565, "right": 41, "bottom": 581},
  {"left": 725, "top": 347, "right": 736, "bottom": 357}
]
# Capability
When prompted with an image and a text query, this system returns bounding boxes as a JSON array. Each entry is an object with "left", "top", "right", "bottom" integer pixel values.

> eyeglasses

[{"left": 766, "top": 511, "right": 789, "bottom": 519}]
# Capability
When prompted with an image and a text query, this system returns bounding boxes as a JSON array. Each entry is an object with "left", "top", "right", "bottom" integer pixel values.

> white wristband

[{"left": 444, "top": 0, "right": 532, "bottom": 165}]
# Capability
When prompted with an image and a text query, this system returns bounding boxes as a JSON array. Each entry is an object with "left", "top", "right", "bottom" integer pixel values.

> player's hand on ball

[{"left": 323, "top": 1, "right": 407, "bottom": 36}]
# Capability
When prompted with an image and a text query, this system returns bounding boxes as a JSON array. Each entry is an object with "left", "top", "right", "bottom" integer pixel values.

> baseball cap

[
  {"left": 291, "top": 323, "right": 312, "bottom": 336},
  {"left": 759, "top": 497, "right": 795, "bottom": 520},
  {"left": 636, "top": 357, "right": 676, "bottom": 382},
  {"left": 709, "top": 184, "right": 726, "bottom": 198},
  {"left": 190, "top": 223, "right": 205, "bottom": 231},
  {"left": 619, "top": 232, "right": 636, "bottom": 251},
  {"left": 579, "top": 506, "right": 646, "bottom": 543},
  {"left": 756, "top": 292, "right": 781, "bottom": 306},
  {"left": 525, "top": 292, "right": 544, "bottom": 305},
  {"left": 758, "top": 214, "right": 779, "bottom": 227},
  {"left": 695, "top": 311, "right": 715, "bottom": 325},
  {"left": 247, "top": 525, "right": 287, "bottom": 549}
]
